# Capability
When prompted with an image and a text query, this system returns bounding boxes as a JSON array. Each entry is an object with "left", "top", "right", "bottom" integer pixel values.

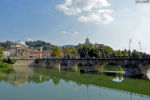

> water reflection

[
  {"left": 0, "top": 67, "right": 150, "bottom": 100},
  {"left": 112, "top": 74, "right": 124, "bottom": 83},
  {"left": 147, "top": 68, "right": 150, "bottom": 80}
]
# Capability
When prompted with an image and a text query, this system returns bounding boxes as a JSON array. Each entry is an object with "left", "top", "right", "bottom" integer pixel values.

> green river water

[{"left": 0, "top": 66, "right": 150, "bottom": 100}]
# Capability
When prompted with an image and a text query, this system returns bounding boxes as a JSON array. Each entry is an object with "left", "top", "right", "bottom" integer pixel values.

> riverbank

[
  {"left": 0, "top": 58, "right": 16, "bottom": 74},
  {"left": 0, "top": 58, "right": 17, "bottom": 67}
]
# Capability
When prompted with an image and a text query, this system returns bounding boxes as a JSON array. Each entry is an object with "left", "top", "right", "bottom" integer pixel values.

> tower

[
  {"left": 85, "top": 37, "right": 90, "bottom": 45},
  {"left": 139, "top": 41, "right": 142, "bottom": 52}
]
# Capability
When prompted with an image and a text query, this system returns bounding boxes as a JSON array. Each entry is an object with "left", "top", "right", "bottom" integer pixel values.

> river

[{"left": 0, "top": 66, "right": 149, "bottom": 100}]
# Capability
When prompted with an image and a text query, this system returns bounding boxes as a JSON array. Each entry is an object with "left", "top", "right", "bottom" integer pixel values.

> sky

[{"left": 0, "top": 0, "right": 150, "bottom": 53}]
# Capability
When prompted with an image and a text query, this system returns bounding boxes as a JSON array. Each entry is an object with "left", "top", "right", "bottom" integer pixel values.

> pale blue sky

[{"left": 0, "top": 0, "right": 150, "bottom": 53}]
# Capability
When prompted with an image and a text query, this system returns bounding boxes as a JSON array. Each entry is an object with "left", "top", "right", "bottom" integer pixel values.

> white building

[{"left": 3, "top": 50, "right": 10, "bottom": 58}]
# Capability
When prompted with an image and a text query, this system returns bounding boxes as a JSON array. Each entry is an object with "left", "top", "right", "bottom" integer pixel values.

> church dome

[
  {"left": 14, "top": 40, "right": 28, "bottom": 47},
  {"left": 16, "top": 40, "right": 26, "bottom": 45}
]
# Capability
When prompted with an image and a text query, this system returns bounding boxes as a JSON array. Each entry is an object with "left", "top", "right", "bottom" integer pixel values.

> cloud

[
  {"left": 78, "top": 9, "right": 113, "bottom": 24},
  {"left": 60, "top": 31, "right": 67, "bottom": 34},
  {"left": 56, "top": 0, "right": 113, "bottom": 24},
  {"left": 56, "top": 0, "right": 110, "bottom": 15},
  {"left": 60, "top": 31, "right": 79, "bottom": 35},
  {"left": 26, "top": 38, "right": 33, "bottom": 41},
  {"left": 73, "top": 32, "right": 79, "bottom": 35}
]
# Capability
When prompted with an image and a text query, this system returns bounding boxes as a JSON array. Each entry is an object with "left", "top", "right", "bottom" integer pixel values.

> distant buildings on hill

[
  {"left": 3, "top": 40, "right": 51, "bottom": 59},
  {"left": 84, "top": 37, "right": 103, "bottom": 48},
  {"left": 2, "top": 38, "right": 103, "bottom": 59}
]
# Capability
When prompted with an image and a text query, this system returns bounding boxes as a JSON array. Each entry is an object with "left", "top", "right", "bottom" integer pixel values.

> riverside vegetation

[
  {"left": 0, "top": 46, "right": 16, "bottom": 73},
  {"left": 1, "top": 40, "right": 150, "bottom": 59}
]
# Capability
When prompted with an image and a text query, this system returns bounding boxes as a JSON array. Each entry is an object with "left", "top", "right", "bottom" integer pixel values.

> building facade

[{"left": 2, "top": 40, "right": 52, "bottom": 59}]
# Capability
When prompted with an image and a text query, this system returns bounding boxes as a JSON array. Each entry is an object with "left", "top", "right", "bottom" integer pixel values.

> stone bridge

[{"left": 33, "top": 58, "right": 150, "bottom": 75}]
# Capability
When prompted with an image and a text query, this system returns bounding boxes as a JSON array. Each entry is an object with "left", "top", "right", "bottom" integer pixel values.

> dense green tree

[
  {"left": 71, "top": 48, "right": 78, "bottom": 58},
  {"left": 88, "top": 47, "right": 99, "bottom": 58},
  {"left": 132, "top": 50, "right": 141, "bottom": 58},
  {"left": 64, "top": 48, "right": 72, "bottom": 58},
  {"left": 0, "top": 41, "right": 13, "bottom": 49},
  {"left": 0, "top": 46, "right": 3, "bottom": 58},
  {"left": 25, "top": 40, "right": 54, "bottom": 50},
  {"left": 76, "top": 44, "right": 86, "bottom": 58},
  {"left": 114, "top": 50, "right": 123, "bottom": 57},
  {"left": 64, "top": 48, "right": 79, "bottom": 58},
  {"left": 98, "top": 45, "right": 113, "bottom": 58},
  {"left": 122, "top": 49, "right": 128, "bottom": 57},
  {"left": 76, "top": 43, "right": 94, "bottom": 58},
  {"left": 77, "top": 43, "right": 102, "bottom": 58},
  {"left": 51, "top": 46, "right": 63, "bottom": 58}
]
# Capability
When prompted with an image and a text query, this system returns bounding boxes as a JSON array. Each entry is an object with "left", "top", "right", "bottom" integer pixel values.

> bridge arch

[{"left": 141, "top": 64, "right": 150, "bottom": 76}]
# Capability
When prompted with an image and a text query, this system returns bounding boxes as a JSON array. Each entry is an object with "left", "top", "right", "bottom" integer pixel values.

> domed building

[
  {"left": 11, "top": 40, "right": 28, "bottom": 48},
  {"left": 3, "top": 40, "right": 51, "bottom": 59},
  {"left": 10, "top": 40, "right": 29, "bottom": 59}
]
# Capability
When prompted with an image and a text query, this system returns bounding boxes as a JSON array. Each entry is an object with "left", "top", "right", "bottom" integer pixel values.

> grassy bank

[{"left": 0, "top": 58, "right": 16, "bottom": 67}]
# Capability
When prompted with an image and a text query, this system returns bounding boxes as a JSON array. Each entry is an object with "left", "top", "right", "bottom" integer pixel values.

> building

[
  {"left": 84, "top": 37, "right": 90, "bottom": 45},
  {"left": 2, "top": 40, "right": 52, "bottom": 59},
  {"left": 3, "top": 49, "right": 10, "bottom": 58},
  {"left": 10, "top": 40, "right": 29, "bottom": 59},
  {"left": 95, "top": 43, "right": 103, "bottom": 48},
  {"left": 28, "top": 49, "right": 41, "bottom": 59},
  {"left": 42, "top": 50, "right": 52, "bottom": 58}
]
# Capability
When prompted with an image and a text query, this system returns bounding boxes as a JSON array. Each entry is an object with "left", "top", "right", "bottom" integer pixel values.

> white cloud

[
  {"left": 26, "top": 38, "right": 33, "bottom": 41},
  {"left": 103, "top": 14, "right": 114, "bottom": 24},
  {"left": 73, "top": 32, "right": 79, "bottom": 35},
  {"left": 56, "top": 0, "right": 113, "bottom": 24},
  {"left": 60, "top": 31, "right": 79, "bottom": 35},
  {"left": 60, "top": 31, "right": 67, "bottom": 34},
  {"left": 78, "top": 9, "right": 113, "bottom": 24}
]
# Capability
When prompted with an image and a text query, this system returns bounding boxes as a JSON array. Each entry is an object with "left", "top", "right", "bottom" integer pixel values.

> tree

[
  {"left": 88, "top": 47, "right": 99, "bottom": 58},
  {"left": 0, "top": 46, "right": 3, "bottom": 58},
  {"left": 122, "top": 49, "right": 128, "bottom": 57},
  {"left": 114, "top": 50, "right": 123, "bottom": 57},
  {"left": 0, "top": 41, "right": 13, "bottom": 49},
  {"left": 76, "top": 43, "right": 94, "bottom": 58},
  {"left": 51, "top": 46, "right": 63, "bottom": 58},
  {"left": 71, "top": 48, "right": 78, "bottom": 58},
  {"left": 132, "top": 50, "right": 140, "bottom": 58},
  {"left": 64, "top": 48, "right": 72, "bottom": 58},
  {"left": 64, "top": 48, "right": 78, "bottom": 58},
  {"left": 99, "top": 45, "right": 113, "bottom": 58},
  {"left": 25, "top": 40, "right": 54, "bottom": 50}
]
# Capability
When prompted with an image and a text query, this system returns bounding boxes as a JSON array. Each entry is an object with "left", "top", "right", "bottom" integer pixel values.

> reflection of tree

[
  {"left": 112, "top": 73, "right": 124, "bottom": 83},
  {"left": 0, "top": 67, "right": 33, "bottom": 87},
  {"left": 0, "top": 68, "right": 15, "bottom": 74},
  {"left": 0, "top": 76, "right": 3, "bottom": 82},
  {"left": 52, "top": 77, "right": 60, "bottom": 86},
  {"left": 0, "top": 67, "right": 149, "bottom": 96}
]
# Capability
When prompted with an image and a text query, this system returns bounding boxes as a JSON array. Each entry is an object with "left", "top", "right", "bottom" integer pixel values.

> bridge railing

[
  {"left": 1, "top": 56, "right": 150, "bottom": 60},
  {"left": 37, "top": 57, "right": 150, "bottom": 60}
]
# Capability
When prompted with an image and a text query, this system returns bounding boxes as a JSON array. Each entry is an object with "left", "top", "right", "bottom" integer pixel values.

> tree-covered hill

[{"left": 25, "top": 40, "right": 54, "bottom": 51}]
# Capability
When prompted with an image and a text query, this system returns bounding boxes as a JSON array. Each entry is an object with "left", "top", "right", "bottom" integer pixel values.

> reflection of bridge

[{"left": 33, "top": 58, "right": 150, "bottom": 75}]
